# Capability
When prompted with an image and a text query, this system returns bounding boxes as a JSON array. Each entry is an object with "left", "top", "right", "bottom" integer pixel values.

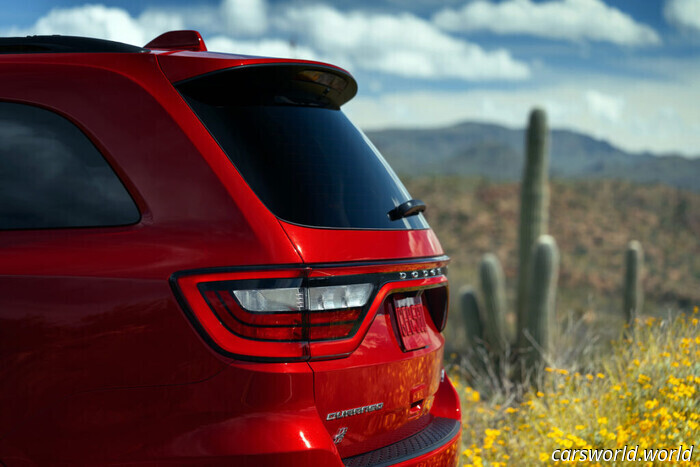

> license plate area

[{"left": 392, "top": 295, "right": 428, "bottom": 352}]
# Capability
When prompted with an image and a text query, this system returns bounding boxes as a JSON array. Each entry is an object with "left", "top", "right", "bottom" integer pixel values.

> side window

[{"left": 0, "top": 102, "right": 140, "bottom": 229}]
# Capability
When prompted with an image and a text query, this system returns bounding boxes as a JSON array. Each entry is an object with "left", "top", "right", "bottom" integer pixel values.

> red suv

[{"left": 0, "top": 31, "right": 461, "bottom": 466}]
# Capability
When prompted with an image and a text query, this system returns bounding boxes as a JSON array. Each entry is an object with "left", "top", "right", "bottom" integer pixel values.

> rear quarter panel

[{"left": 0, "top": 55, "right": 300, "bottom": 438}]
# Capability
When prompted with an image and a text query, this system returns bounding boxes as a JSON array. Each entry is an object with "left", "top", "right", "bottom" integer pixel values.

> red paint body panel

[
  {"left": 0, "top": 42, "right": 460, "bottom": 465},
  {"left": 280, "top": 220, "right": 444, "bottom": 263},
  {"left": 0, "top": 363, "right": 343, "bottom": 466},
  {"left": 156, "top": 50, "right": 352, "bottom": 83},
  {"left": 0, "top": 276, "right": 224, "bottom": 437}
]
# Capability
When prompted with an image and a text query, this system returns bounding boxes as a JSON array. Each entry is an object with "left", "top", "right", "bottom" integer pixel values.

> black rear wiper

[{"left": 388, "top": 199, "right": 426, "bottom": 221}]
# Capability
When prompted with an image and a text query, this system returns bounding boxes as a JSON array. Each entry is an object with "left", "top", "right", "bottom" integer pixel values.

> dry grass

[{"left": 450, "top": 307, "right": 700, "bottom": 466}]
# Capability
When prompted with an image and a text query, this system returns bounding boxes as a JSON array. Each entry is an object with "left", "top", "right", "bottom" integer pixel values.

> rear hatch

[{"left": 173, "top": 61, "right": 450, "bottom": 458}]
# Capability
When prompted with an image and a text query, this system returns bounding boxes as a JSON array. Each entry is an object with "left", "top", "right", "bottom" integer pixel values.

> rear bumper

[
  {"left": 341, "top": 373, "right": 462, "bottom": 467},
  {"left": 342, "top": 417, "right": 461, "bottom": 467},
  {"left": 393, "top": 430, "right": 461, "bottom": 467}
]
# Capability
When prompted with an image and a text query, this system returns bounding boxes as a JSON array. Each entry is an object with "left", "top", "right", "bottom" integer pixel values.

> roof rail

[
  {"left": 0, "top": 35, "right": 146, "bottom": 54},
  {"left": 144, "top": 31, "right": 207, "bottom": 52}
]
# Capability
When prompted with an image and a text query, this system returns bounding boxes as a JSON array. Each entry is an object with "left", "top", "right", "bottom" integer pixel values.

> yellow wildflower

[
  {"left": 465, "top": 386, "right": 481, "bottom": 402},
  {"left": 644, "top": 399, "right": 659, "bottom": 410}
]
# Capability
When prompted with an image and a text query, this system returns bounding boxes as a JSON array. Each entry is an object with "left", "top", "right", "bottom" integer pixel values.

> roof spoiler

[
  {"left": 176, "top": 63, "right": 358, "bottom": 108},
  {"left": 145, "top": 30, "right": 207, "bottom": 52}
]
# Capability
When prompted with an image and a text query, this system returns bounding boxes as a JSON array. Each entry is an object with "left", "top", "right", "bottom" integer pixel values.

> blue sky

[{"left": 3, "top": 0, "right": 700, "bottom": 157}]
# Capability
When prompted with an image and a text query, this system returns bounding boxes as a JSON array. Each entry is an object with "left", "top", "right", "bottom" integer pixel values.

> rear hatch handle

[{"left": 388, "top": 199, "right": 426, "bottom": 221}]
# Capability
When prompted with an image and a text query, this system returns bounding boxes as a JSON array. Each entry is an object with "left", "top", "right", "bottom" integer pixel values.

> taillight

[
  {"left": 207, "top": 281, "right": 373, "bottom": 342},
  {"left": 172, "top": 269, "right": 376, "bottom": 361},
  {"left": 171, "top": 264, "right": 449, "bottom": 362}
]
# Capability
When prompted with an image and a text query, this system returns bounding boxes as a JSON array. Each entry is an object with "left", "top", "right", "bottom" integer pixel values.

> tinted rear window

[
  {"left": 0, "top": 102, "right": 140, "bottom": 230},
  {"left": 177, "top": 66, "right": 428, "bottom": 230}
]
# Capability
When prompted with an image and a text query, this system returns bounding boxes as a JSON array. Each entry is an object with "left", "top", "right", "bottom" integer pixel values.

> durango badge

[{"left": 326, "top": 403, "right": 384, "bottom": 421}]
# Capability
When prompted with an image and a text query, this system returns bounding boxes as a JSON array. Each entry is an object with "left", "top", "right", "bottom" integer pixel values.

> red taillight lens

[
  {"left": 171, "top": 264, "right": 449, "bottom": 362},
  {"left": 171, "top": 270, "right": 375, "bottom": 361},
  {"left": 202, "top": 289, "right": 304, "bottom": 340}
]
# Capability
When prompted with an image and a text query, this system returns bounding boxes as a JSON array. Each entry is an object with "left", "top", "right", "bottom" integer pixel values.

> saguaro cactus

[
  {"left": 517, "top": 235, "right": 559, "bottom": 369},
  {"left": 479, "top": 254, "right": 508, "bottom": 355},
  {"left": 460, "top": 287, "right": 483, "bottom": 346},
  {"left": 623, "top": 240, "right": 644, "bottom": 325},
  {"left": 516, "top": 109, "right": 550, "bottom": 340}
]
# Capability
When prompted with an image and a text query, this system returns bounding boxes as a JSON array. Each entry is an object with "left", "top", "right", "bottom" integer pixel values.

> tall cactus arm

[
  {"left": 516, "top": 108, "right": 551, "bottom": 340},
  {"left": 479, "top": 253, "right": 508, "bottom": 355}
]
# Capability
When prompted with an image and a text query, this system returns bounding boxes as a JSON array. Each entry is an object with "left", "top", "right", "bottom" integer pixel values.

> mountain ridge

[{"left": 365, "top": 121, "right": 700, "bottom": 192}]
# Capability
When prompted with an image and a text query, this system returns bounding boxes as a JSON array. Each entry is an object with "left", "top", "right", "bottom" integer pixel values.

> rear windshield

[{"left": 176, "top": 66, "right": 428, "bottom": 230}]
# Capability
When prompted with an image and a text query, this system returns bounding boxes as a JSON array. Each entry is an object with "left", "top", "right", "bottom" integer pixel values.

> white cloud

[
  {"left": 3, "top": 1, "right": 530, "bottom": 82},
  {"left": 275, "top": 5, "right": 530, "bottom": 80},
  {"left": 433, "top": 0, "right": 661, "bottom": 46},
  {"left": 585, "top": 90, "right": 624, "bottom": 123},
  {"left": 5, "top": 4, "right": 146, "bottom": 44},
  {"left": 220, "top": 0, "right": 268, "bottom": 36},
  {"left": 345, "top": 71, "right": 700, "bottom": 157},
  {"left": 136, "top": 10, "right": 186, "bottom": 41},
  {"left": 664, "top": 0, "right": 700, "bottom": 33},
  {"left": 207, "top": 35, "right": 322, "bottom": 61},
  {"left": 3, "top": 4, "right": 184, "bottom": 46}
]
